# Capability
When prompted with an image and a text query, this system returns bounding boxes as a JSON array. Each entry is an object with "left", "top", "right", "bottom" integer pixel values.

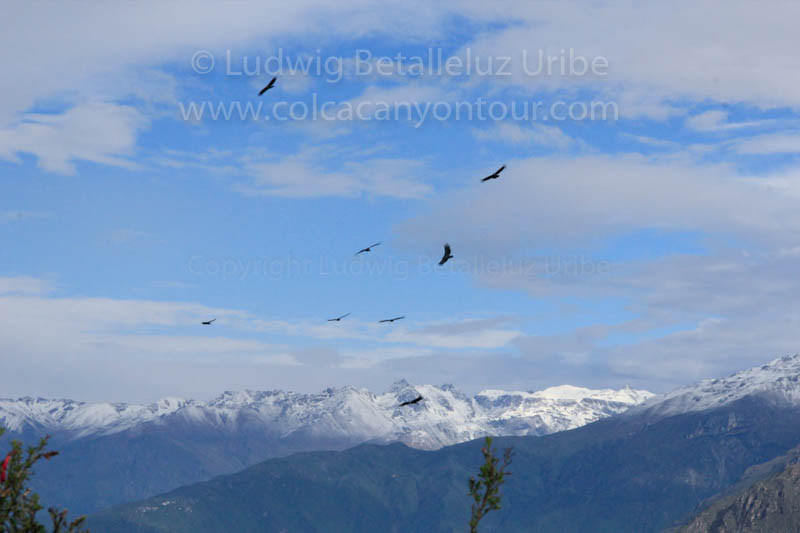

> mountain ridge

[
  {"left": 630, "top": 353, "right": 800, "bottom": 419},
  {"left": 0, "top": 380, "right": 653, "bottom": 449}
]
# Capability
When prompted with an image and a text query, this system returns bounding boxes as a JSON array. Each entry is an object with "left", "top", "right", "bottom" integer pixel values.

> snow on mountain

[
  {"left": 0, "top": 380, "right": 653, "bottom": 450},
  {"left": 0, "top": 396, "right": 192, "bottom": 438},
  {"left": 633, "top": 354, "right": 800, "bottom": 417}
]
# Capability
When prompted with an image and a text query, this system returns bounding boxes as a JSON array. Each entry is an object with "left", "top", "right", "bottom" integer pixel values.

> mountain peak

[
  {"left": 388, "top": 378, "right": 412, "bottom": 389},
  {"left": 636, "top": 353, "right": 800, "bottom": 417},
  {"left": 152, "top": 397, "right": 188, "bottom": 414}
]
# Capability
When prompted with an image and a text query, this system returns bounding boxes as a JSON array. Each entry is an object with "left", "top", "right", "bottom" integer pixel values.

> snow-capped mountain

[
  {"left": 87, "top": 356, "right": 800, "bottom": 533},
  {"left": 17, "top": 357, "right": 800, "bottom": 519},
  {"left": 633, "top": 353, "right": 800, "bottom": 417},
  {"left": 0, "top": 380, "right": 653, "bottom": 450},
  {"left": 0, "top": 396, "right": 190, "bottom": 438}
]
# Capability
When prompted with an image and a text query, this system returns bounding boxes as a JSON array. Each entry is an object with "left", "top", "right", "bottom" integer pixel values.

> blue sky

[{"left": 3, "top": 1, "right": 800, "bottom": 402}]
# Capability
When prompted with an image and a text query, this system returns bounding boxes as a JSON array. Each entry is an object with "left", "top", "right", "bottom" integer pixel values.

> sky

[{"left": 3, "top": 1, "right": 800, "bottom": 402}]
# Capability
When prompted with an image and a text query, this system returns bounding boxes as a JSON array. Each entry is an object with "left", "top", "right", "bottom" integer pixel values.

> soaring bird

[
  {"left": 399, "top": 395, "right": 423, "bottom": 407},
  {"left": 355, "top": 242, "right": 381, "bottom": 255},
  {"left": 481, "top": 165, "right": 506, "bottom": 182},
  {"left": 258, "top": 77, "right": 277, "bottom": 96},
  {"left": 201, "top": 318, "right": 216, "bottom": 325},
  {"left": 438, "top": 243, "right": 453, "bottom": 265},
  {"left": 379, "top": 316, "right": 405, "bottom": 323},
  {"left": 327, "top": 312, "right": 351, "bottom": 322}
]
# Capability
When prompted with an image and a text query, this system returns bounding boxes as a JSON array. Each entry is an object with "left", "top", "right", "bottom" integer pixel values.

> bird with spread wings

[
  {"left": 355, "top": 242, "right": 381, "bottom": 255},
  {"left": 438, "top": 243, "right": 453, "bottom": 265},
  {"left": 399, "top": 395, "right": 423, "bottom": 407},
  {"left": 481, "top": 165, "right": 506, "bottom": 182},
  {"left": 258, "top": 77, "right": 277, "bottom": 96}
]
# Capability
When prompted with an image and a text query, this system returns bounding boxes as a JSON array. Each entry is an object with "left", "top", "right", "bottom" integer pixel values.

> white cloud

[
  {"left": 506, "top": 315, "right": 800, "bottom": 393},
  {"left": 459, "top": 2, "right": 800, "bottom": 112},
  {"left": 0, "top": 281, "right": 522, "bottom": 400},
  {"left": 0, "top": 276, "right": 53, "bottom": 296},
  {"left": 3, "top": 1, "right": 799, "bottom": 182},
  {"left": 385, "top": 318, "right": 522, "bottom": 349},
  {"left": 685, "top": 110, "right": 729, "bottom": 131},
  {"left": 610, "top": 88, "right": 685, "bottom": 121},
  {"left": 620, "top": 134, "right": 678, "bottom": 150},
  {"left": 0, "top": 291, "right": 294, "bottom": 400},
  {"left": 248, "top": 315, "right": 521, "bottom": 350},
  {"left": 236, "top": 146, "right": 433, "bottom": 199},
  {"left": 386, "top": 151, "right": 800, "bottom": 391},
  {"left": 0, "top": 1, "right": 472, "bottom": 178},
  {"left": 606, "top": 316, "right": 800, "bottom": 388},
  {"left": 0, "top": 1, "right": 463, "bottom": 125},
  {"left": 733, "top": 132, "right": 800, "bottom": 155},
  {"left": 685, "top": 110, "right": 775, "bottom": 132},
  {"left": 0, "top": 103, "right": 148, "bottom": 174},
  {"left": 6, "top": 2, "right": 799, "bottom": 130},
  {"left": 397, "top": 154, "right": 800, "bottom": 255},
  {"left": 472, "top": 122, "right": 572, "bottom": 147}
]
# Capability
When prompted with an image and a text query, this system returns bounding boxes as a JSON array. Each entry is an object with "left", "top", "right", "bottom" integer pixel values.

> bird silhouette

[
  {"left": 258, "top": 77, "right": 277, "bottom": 96},
  {"left": 481, "top": 164, "right": 506, "bottom": 182},
  {"left": 438, "top": 243, "right": 453, "bottom": 265},
  {"left": 399, "top": 395, "right": 423, "bottom": 407},
  {"left": 355, "top": 242, "right": 381, "bottom": 255},
  {"left": 201, "top": 318, "right": 216, "bottom": 325},
  {"left": 379, "top": 316, "right": 405, "bottom": 323},
  {"left": 327, "top": 312, "right": 351, "bottom": 322}
]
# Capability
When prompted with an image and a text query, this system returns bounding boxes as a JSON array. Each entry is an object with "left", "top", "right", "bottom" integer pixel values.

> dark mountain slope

[
  {"left": 678, "top": 453, "right": 800, "bottom": 532},
  {"left": 26, "top": 417, "right": 360, "bottom": 516},
  {"left": 89, "top": 396, "right": 800, "bottom": 533}
]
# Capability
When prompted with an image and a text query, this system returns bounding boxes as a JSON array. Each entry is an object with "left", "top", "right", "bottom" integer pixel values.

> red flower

[{"left": 0, "top": 451, "right": 12, "bottom": 483}]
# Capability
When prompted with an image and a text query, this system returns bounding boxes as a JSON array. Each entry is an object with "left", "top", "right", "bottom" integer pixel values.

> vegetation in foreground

[
  {"left": 468, "top": 437, "right": 513, "bottom": 533},
  {"left": 0, "top": 427, "right": 87, "bottom": 533}
]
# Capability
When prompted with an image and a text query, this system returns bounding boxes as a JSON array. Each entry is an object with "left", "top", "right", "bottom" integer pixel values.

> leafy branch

[
  {"left": 468, "top": 436, "right": 513, "bottom": 533},
  {"left": 0, "top": 427, "right": 88, "bottom": 533}
]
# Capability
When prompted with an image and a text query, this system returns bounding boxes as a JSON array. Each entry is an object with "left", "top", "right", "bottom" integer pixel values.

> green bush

[{"left": 0, "top": 428, "right": 88, "bottom": 533}]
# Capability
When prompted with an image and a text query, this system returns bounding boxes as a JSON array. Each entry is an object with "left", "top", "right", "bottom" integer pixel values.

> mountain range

[
  {"left": 87, "top": 354, "right": 800, "bottom": 533},
  {"left": 0, "top": 379, "right": 651, "bottom": 516},
  {"left": 0, "top": 380, "right": 652, "bottom": 449}
]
